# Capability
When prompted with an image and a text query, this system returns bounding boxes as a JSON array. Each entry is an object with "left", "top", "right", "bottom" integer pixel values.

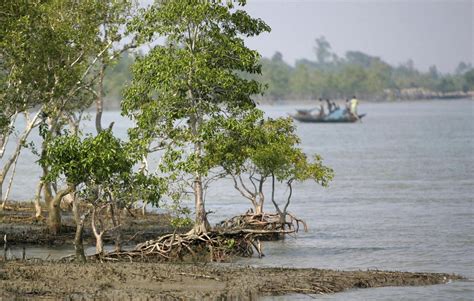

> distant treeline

[{"left": 103, "top": 36, "right": 474, "bottom": 107}]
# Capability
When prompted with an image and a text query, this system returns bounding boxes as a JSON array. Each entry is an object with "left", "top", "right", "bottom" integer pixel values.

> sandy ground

[{"left": 0, "top": 261, "right": 461, "bottom": 300}]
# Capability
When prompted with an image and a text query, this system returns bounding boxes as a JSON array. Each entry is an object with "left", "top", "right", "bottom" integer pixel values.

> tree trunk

[
  {"left": 0, "top": 110, "right": 41, "bottom": 205},
  {"left": 270, "top": 174, "right": 283, "bottom": 216},
  {"left": 42, "top": 168, "right": 54, "bottom": 208},
  {"left": 74, "top": 222, "right": 86, "bottom": 263},
  {"left": 281, "top": 180, "right": 294, "bottom": 224},
  {"left": 91, "top": 207, "right": 105, "bottom": 255},
  {"left": 254, "top": 176, "right": 265, "bottom": 215},
  {"left": 47, "top": 185, "right": 74, "bottom": 235},
  {"left": 0, "top": 112, "right": 19, "bottom": 159},
  {"left": 95, "top": 233, "right": 104, "bottom": 255},
  {"left": 1, "top": 152, "right": 20, "bottom": 209},
  {"left": 95, "top": 64, "right": 105, "bottom": 133},
  {"left": 255, "top": 202, "right": 264, "bottom": 215},
  {"left": 0, "top": 176, "right": 3, "bottom": 210},
  {"left": 278, "top": 212, "right": 287, "bottom": 224},
  {"left": 193, "top": 174, "right": 210, "bottom": 234},
  {"left": 41, "top": 116, "right": 60, "bottom": 208},
  {"left": 48, "top": 199, "right": 61, "bottom": 235},
  {"left": 109, "top": 204, "right": 121, "bottom": 252},
  {"left": 33, "top": 181, "right": 43, "bottom": 218},
  {"left": 72, "top": 195, "right": 86, "bottom": 263},
  {"left": 189, "top": 99, "right": 209, "bottom": 234},
  {"left": 114, "top": 230, "right": 122, "bottom": 253}
]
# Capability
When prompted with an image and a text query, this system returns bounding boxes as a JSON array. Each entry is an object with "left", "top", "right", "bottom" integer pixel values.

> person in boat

[
  {"left": 325, "top": 99, "right": 334, "bottom": 113},
  {"left": 344, "top": 99, "right": 350, "bottom": 112},
  {"left": 332, "top": 101, "right": 339, "bottom": 110},
  {"left": 318, "top": 98, "right": 325, "bottom": 118},
  {"left": 350, "top": 95, "right": 360, "bottom": 121}
]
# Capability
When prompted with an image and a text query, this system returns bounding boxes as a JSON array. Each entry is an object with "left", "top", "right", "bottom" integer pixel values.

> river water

[{"left": 4, "top": 99, "right": 474, "bottom": 300}]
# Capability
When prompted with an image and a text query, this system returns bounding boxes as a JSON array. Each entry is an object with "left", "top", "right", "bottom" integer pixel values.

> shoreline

[
  {"left": 0, "top": 202, "right": 188, "bottom": 246},
  {"left": 256, "top": 96, "right": 473, "bottom": 106},
  {"left": 0, "top": 261, "right": 463, "bottom": 300},
  {"left": 100, "top": 95, "right": 474, "bottom": 110}
]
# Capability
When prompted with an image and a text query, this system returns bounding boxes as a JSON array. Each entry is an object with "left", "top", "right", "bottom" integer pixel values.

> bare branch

[
  {"left": 0, "top": 150, "right": 20, "bottom": 209},
  {"left": 0, "top": 107, "right": 43, "bottom": 180},
  {"left": 248, "top": 174, "right": 258, "bottom": 194},
  {"left": 0, "top": 111, "right": 18, "bottom": 159},
  {"left": 258, "top": 175, "right": 265, "bottom": 196},
  {"left": 232, "top": 175, "right": 254, "bottom": 204},
  {"left": 270, "top": 173, "right": 282, "bottom": 215},
  {"left": 283, "top": 179, "right": 294, "bottom": 214},
  {"left": 239, "top": 174, "right": 255, "bottom": 196},
  {"left": 78, "top": 40, "right": 113, "bottom": 86}
]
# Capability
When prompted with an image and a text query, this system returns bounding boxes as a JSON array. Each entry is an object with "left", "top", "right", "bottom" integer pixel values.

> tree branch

[
  {"left": 232, "top": 174, "right": 254, "bottom": 203},
  {"left": 0, "top": 111, "right": 18, "bottom": 159},
  {"left": 239, "top": 174, "right": 255, "bottom": 196},
  {"left": 270, "top": 173, "right": 282, "bottom": 215},
  {"left": 283, "top": 179, "right": 294, "bottom": 214}
]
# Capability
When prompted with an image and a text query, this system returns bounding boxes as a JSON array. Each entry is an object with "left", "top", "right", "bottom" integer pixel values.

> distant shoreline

[
  {"left": 258, "top": 96, "right": 473, "bottom": 106},
  {"left": 101, "top": 94, "right": 473, "bottom": 110}
]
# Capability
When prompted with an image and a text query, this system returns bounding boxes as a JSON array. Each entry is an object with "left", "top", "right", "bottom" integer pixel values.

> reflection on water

[{"left": 4, "top": 99, "right": 474, "bottom": 300}]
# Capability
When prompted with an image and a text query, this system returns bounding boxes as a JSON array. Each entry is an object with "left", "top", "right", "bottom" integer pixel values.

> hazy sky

[{"left": 141, "top": 0, "right": 473, "bottom": 73}]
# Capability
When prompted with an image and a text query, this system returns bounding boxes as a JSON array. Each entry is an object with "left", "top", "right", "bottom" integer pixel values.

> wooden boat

[{"left": 291, "top": 108, "right": 366, "bottom": 123}]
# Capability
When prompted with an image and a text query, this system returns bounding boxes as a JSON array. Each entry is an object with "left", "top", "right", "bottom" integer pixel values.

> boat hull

[{"left": 291, "top": 113, "right": 366, "bottom": 123}]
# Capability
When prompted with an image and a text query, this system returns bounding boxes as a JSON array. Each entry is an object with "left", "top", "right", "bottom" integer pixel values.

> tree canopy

[{"left": 123, "top": 0, "right": 271, "bottom": 233}]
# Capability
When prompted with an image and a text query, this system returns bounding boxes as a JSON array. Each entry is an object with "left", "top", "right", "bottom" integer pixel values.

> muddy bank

[
  {"left": 0, "top": 261, "right": 462, "bottom": 300},
  {"left": 0, "top": 202, "right": 188, "bottom": 245}
]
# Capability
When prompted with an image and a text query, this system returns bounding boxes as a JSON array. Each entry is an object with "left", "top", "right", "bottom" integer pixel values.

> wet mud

[
  {"left": 0, "top": 261, "right": 462, "bottom": 300},
  {"left": 0, "top": 203, "right": 464, "bottom": 300}
]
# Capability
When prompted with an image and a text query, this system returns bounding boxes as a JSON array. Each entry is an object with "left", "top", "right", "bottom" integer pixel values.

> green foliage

[
  {"left": 249, "top": 117, "right": 334, "bottom": 186},
  {"left": 0, "top": 0, "right": 137, "bottom": 137},
  {"left": 1, "top": 0, "right": 107, "bottom": 111},
  {"left": 123, "top": 0, "right": 270, "bottom": 199},
  {"left": 208, "top": 113, "right": 334, "bottom": 190},
  {"left": 42, "top": 129, "right": 164, "bottom": 207},
  {"left": 170, "top": 216, "right": 193, "bottom": 229},
  {"left": 42, "top": 130, "right": 133, "bottom": 186},
  {"left": 260, "top": 52, "right": 292, "bottom": 100},
  {"left": 104, "top": 40, "right": 473, "bottom": 108},
  {"left": 226, "top": 238, "right": 236, "bottom": 249},
  {"left": 235, "top": 37, "right": 474, "bottom": 101},
  {"left": 463, "top": 69, "right": 474, "bottom": 91}
]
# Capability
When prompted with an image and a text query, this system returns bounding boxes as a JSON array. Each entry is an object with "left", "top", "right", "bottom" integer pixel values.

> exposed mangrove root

[
  {"left": 216, "top": 212, "right": 308, "bottom": 240},
  {"left": 89, "top": 231, "right": 262, "bottom": 262}
]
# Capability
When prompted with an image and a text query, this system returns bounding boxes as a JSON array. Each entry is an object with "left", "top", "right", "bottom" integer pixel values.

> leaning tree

[
  {"left": 123, "top": 0, "right": 270, "bottom": 234},
  {"left": 1, "top": 0, "right": 139, "bottom": 225},
  {"left": 0, "top": 1, "right": 53, "bottom": 208}
]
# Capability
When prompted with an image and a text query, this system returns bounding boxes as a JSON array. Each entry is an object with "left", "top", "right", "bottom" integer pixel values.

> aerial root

[
  {"left": 216, "top": 212, "right": 307, "bottom": 240},
  {"left": 91, "top": 230, "right": 261, "bottom": 262},
  {"left": 67, "top": 212, "right": 307, "bottom": 263}
]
